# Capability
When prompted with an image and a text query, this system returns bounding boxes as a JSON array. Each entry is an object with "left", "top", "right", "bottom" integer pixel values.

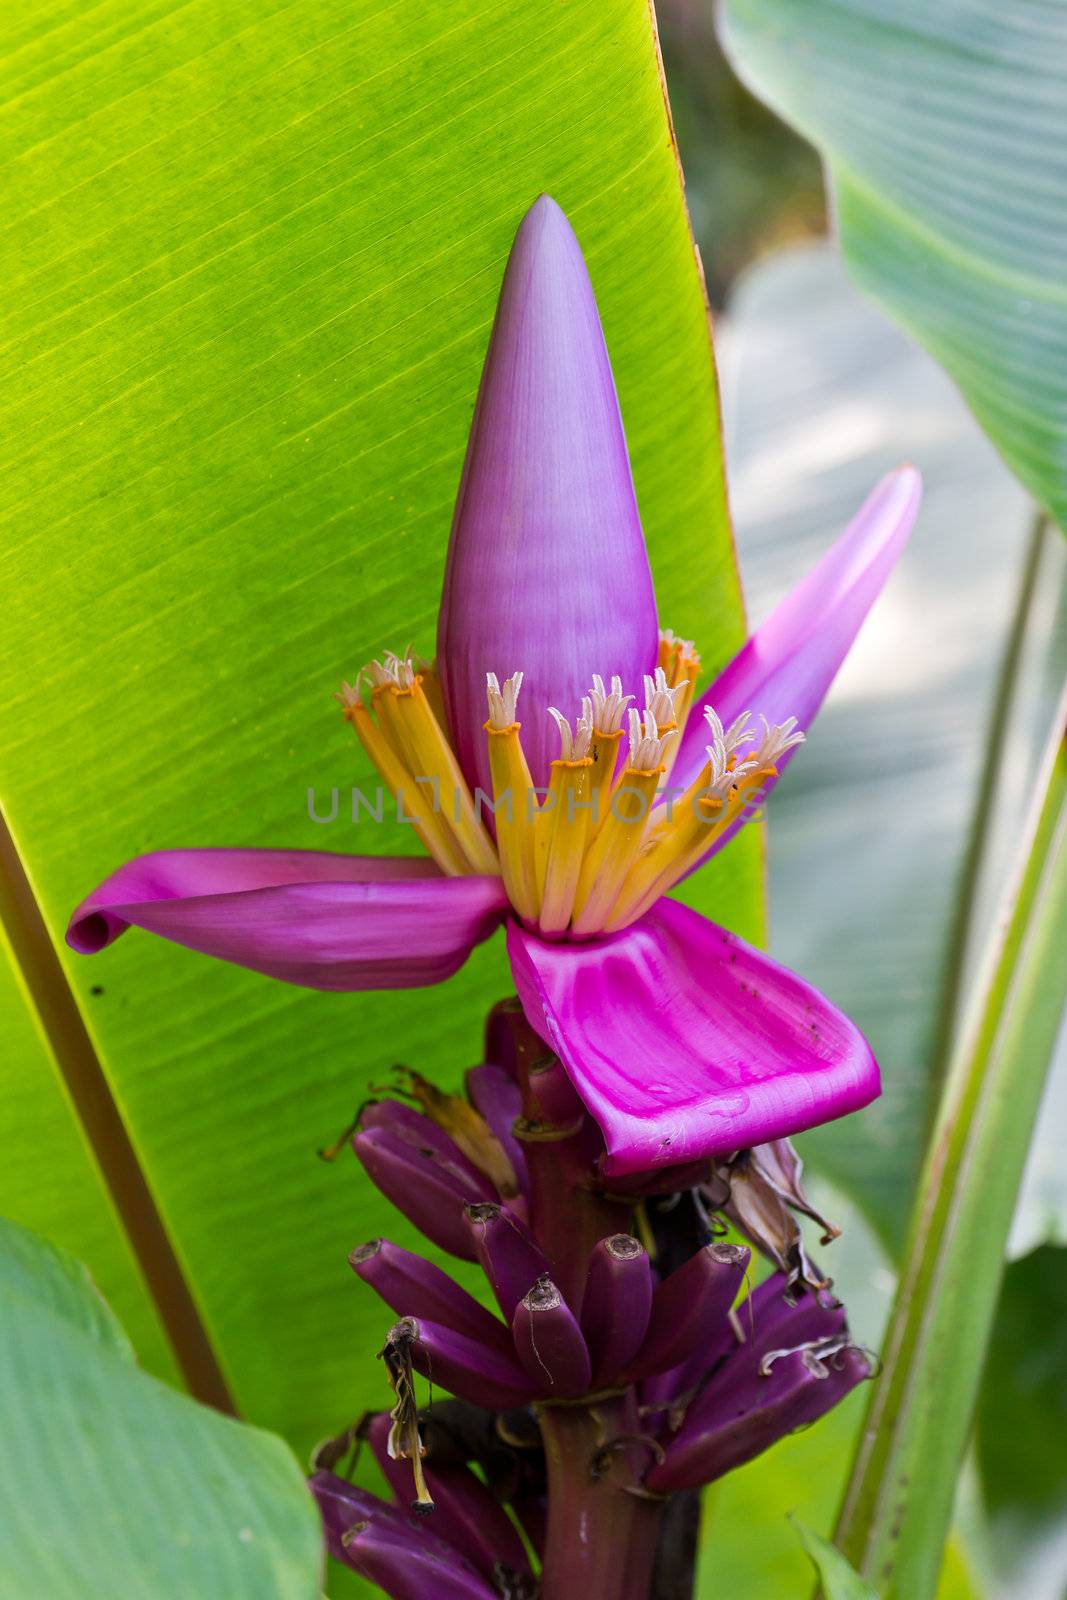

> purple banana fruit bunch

[
  {"left": 312, "top": 1464, "right": 534, "bottom": 1600},
  {"left": 314, "top": 1004, "right": 872, "bottom": 1599}
]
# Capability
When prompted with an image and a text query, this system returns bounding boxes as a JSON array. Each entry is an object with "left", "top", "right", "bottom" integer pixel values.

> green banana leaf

[
  {"left": 0, "top": 0, "right": 756, "bottom": 1489},
  {"left": 717, "top": 0, "right": 1067, "bottom": 532},
  {"left": 0, "top": 1217, "right": 321, "bottom": 1598}
]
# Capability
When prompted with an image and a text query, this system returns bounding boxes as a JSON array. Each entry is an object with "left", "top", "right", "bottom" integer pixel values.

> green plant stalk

[
  {"left": 833, "top": 689, "right": 1067, "bottom": 1598},
  {"left": 927, "top": 509, "right": 1051, "bottom": 1095}
]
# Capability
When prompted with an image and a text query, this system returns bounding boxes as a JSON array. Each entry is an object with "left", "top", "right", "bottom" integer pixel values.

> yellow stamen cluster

[
  {"left": 656, "top": 630, "right": 701, "bottom": 783},
  {"left": 587, "top": 673, "right": 632, "bottom": 821},
  {"left": 602, "top": 710, "right": 802, "bottom": 931},
  {"left": 485, "top": 672, "right": 539, "bottom": 918},
  {"left": 336, "top": 652, "right": 498, "bottom": 878},
  {"left": 536, "top": 704, "right": 594, "bottom": 935},
  {"left": 478, "top": 643, "right": 802, "bottom": 936},
  {"left": 337, "top": 634, "right": 804, "bottom": 938}
]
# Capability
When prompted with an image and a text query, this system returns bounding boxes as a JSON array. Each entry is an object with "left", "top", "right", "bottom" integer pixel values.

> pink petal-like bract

[
  {"left": 673, "top": 466, "right": 922, "bottom": 865},
  {"left": 437, "top": 195, "right": 659, "bottom": 796},
  {"left": 507, "top": 898, "right": 879, "bottom": 1174},
  {"left": 66, "top": 848, "right": 506, "bottom": 991}
]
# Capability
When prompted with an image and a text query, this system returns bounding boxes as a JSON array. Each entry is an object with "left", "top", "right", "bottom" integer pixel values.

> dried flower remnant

[{"left": 379, "top": 1317, "right": 435, "bottom": 1514}]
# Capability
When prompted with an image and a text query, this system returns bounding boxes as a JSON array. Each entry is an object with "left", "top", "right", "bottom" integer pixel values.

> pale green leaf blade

[
  {"left": 0, "top": 0, "right": 755, "bottom": 1468},
  {"left": 794, "top": 1520, "right": 877, "bottom": 1600},
  {"left": 0, "top": 1187, "right": 132, "bottom": 1358},
  {"left": 718, "top": 0, "right": 1067, "bottom": 530},
  {"left": 0, "top": 1218, "right": 322, "bottom": 1600}
]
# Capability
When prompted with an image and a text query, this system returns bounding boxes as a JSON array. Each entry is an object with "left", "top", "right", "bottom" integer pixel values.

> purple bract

[{"left": 67, "top": 195, "right": 921, "bottom": 1170}]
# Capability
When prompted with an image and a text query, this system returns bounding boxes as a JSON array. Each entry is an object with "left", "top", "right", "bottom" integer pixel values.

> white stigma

[
  {"left": 486, "top": 671, "right": 524, "bottom": 730},
  {"left": 362, "top": 659, "right": 393, "bottom": 690},
  {"left": 752, "top": 714, "right": 806, "bottom": 769},
  {"left": 627, "top": 707, "right": 675, "bottom": 772},
  {"left": 703, "top": 706, "right": 757, "bottom": 801},
  {"left": 660, "top": 628, "right": 696, "bottom": 659},
  {"left": 644, "top": 667, "right": 686, "bottom": 726},
  {"left": 385, "top": 650, "right": 417, "bottom": 689},
  {"left": 334, "top": 679, "right": 363, "bottom": 710},
  {"left": 588, "top": 674, "right": 633, "bottom": 735},
  {"left": 363, "top": 650, "right": 416, "bottom": 690},
  {"left": 701, "top": 706, "right": 805, "bottom": 801},
  {"left": 548, "top": 701, "right": 593, "bottom": 761},
  {"left": 704, "top": 707, "right": 756, "bottom": 761}
]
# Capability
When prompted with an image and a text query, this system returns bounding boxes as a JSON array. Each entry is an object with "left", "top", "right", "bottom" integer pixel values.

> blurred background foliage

[
  {"left": 659, "top": 0, "right": 826, "bottom": 305},
  {"left": 654, "top": 1, "right": 1067, "bottom": 1595}
]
